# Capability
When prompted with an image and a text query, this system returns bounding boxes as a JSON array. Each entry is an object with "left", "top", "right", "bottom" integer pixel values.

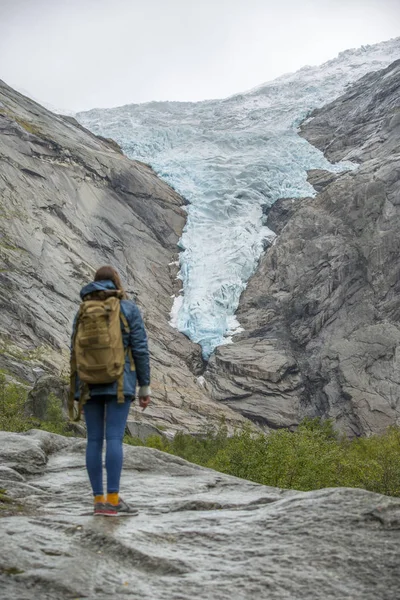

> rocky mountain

[
  {"left": 77, "top": 38, "right": 400, "bottom": 360},
  {"left": 1, "top": 429, "right": 399, "bottom": 599},
  {"left": 0, "top": 80, "right": 247, "bottom": 435},
  {"left": 1, "top": 54, "right": 400, "bottom": 438},
  {"left": 206, "top": 60, "right": 400, "bottom": 436}
]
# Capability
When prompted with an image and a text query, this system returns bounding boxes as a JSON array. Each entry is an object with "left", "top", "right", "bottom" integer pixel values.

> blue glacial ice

[{"left": 77, "top": 38, "right": 400, "bottom": 358}]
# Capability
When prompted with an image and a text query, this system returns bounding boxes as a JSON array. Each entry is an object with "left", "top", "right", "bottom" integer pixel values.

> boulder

[
  {"left": 24, "top": 374, "right": 68, "bottom": 421},
  {"left": 126, "top": 419, "right": 167, "bottom": 442}
]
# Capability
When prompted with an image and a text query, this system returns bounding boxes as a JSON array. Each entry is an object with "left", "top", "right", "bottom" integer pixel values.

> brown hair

[{"left": 94, "top": 266, "right": 127, "bottom": 298}]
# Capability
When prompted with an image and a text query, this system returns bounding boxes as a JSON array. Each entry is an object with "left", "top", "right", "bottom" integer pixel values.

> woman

[{"left": 70, "top": 266, "right": 151, "bottom": 516}]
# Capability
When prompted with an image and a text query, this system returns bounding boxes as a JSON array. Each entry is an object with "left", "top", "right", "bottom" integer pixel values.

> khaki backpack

[{"left": 68, "top": 291, "right": 135, "bottom": 421}]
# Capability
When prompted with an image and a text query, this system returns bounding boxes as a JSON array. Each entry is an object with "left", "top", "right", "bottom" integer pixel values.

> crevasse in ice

[{"left": 77, "top": 38, "right": 400, "bottom": 358}]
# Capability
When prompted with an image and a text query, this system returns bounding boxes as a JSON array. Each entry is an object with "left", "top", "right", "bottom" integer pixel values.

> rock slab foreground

[{"left": 0, "top": 430, "right": 399, "bottom": 599}]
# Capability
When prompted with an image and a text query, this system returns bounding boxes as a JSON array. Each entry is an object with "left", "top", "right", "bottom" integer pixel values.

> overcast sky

[{"left": 0, "top": 0, "right": 399, "bottom": 111}]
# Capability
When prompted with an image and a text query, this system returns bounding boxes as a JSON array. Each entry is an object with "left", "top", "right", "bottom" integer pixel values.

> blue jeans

[{"left": 83, "top": 396, "right": 131, "bottom": 496}]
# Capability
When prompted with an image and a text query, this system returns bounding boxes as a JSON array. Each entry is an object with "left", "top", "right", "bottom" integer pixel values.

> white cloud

[{"left": 0, "top": 0, "right": 399, "bottom": 111}]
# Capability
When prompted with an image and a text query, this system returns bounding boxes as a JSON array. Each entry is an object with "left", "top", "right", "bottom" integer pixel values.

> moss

[
  {"left": 15, "top": 118, "right": 42, "bottom": 136},
  {"left": 0, "top": 105, "right": 42, "bottom": 140},
  {"left": 0, "top": 368, "right": 30, "bottom": 386},
  {"left": 0, "top": 567, "right": 25, "bottom": 575},
  {"left": 0, "top": 339, "right": 49, "bottom": 362},
  {"left": 0, "top": 207, "right": 27, "bottom": 222},
  {"left": 0, "top": 106, "right": 44, "bottom": 137},
  {"left": 59, "top": 368, "right": 70, "bottom": 385},
  {"left": 0, "top": 489, "right": 13, "bottom": 504},
  {"left": 0, "top": 489, "right": 24, "bottom": 517},
  {"left": 0, "top": 234, "right": 27, "bottom": 253},
  {"left": 0, "top": 241, "right": 20, "bottom": 251}
]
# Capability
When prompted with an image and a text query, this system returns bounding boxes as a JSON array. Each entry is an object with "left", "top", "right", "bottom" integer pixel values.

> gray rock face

[
  {"left": 126, "top": 419, "right": 166, "bottom": 441},
  {"left": 265, "top": 196, "right": 299, "bottom": 236},
  {"left": 0, "top": 80, "right": 247, "bottom": 434},
  {"left": 0, "top": 430, "right": 399, "bottom": 599},
  {"left": 207, "top": 60, "right": 400, "bottom": 435},
  {"left": 25, "top": 374, "right": 69, "bottom": 420}
]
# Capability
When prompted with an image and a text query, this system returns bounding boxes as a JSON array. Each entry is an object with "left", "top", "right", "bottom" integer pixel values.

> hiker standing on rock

[{"left": 69, "top": 266, "right": 151, "bottom": 516}]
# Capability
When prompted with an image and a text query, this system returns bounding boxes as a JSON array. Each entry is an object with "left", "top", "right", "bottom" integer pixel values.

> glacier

[{"left": 77, "top": 38, "right": 400, "bottom": 359}]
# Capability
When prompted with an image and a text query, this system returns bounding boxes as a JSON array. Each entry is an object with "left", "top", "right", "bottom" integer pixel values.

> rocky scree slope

[
  {"left": 1, "top": 429, "right": 399, "bottom": 600},
  {"left": 0, "top": 80, "right": 247, "bottom": 434},
  {"left": 206, "top": 60, "right": 400, "bottom": 436}
]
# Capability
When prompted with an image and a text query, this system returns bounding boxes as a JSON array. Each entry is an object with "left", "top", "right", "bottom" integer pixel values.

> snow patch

[{"left": 169, "top": 294, "right": 183, "bottom": 329}]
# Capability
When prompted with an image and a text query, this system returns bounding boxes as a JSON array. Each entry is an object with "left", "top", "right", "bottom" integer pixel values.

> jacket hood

[{"left": 80, "top": 280, "right": 116, "bottom": 299}]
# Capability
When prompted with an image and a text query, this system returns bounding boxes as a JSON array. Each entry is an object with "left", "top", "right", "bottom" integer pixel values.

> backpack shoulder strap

[
  {"left": 120, "top": 310, "right": 129, "bottom": 333},
  {"left": 119, "top": 302, "right": 135, "bottom": 372},
  {"left": 68, "top": 304, "right": 84, "bottom": 420}
]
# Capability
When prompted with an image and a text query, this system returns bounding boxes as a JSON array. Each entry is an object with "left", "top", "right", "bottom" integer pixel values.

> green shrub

[
  {"left": 0, "top": 373, "right": 33, "bottom": 432},
  {"left": 124, "top": 417, "right": 400, "bottom": 497},
  {"left": 340, "top": 427, "right": 400, "bottom": 497},
  {"left": 0, "top": 373, "right": 71, "bottom": 436},
  {"left": 39, "top": 393, "right": 73, "bottom": 436}
]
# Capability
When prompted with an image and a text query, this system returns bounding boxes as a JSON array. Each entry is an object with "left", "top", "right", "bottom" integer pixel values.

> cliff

[
  {"left": 206, "top": 60, "right": 400, "bottom": 436},
  {"left": 0, "top": 80, "right": 247, "bottom": 434}
]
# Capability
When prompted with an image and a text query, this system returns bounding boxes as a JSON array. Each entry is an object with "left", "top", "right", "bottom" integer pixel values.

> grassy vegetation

[
  {"left": 0, "top": 488, "right": 23, "bottom": 517},
  {"left": 1, "top": 368, "right": 400, "bottom": 497},
  {"left": 0, "top": 489, "right": 14, "bottom": 505},
  {"left": 125, "top": 418, "right": 400, "bottom": 497},
  {"left": 0, "top": 372, "right": 71, "bottom": 436}
]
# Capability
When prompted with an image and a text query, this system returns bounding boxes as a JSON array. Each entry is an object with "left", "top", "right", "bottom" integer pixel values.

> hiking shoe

[
  {"left": 93, "top": 502, "right": 114, "bottom": 516},
  {"left": 97, "top": 503, "right": 119, "bottom": 517},
  {"left": 104, "top": 498, "right": 138, "bottom": 516}
]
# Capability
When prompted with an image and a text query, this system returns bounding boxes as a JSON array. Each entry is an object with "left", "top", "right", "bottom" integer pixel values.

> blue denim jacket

[{"left": 72, "top": 280, "right": 150, "bottom": 399}]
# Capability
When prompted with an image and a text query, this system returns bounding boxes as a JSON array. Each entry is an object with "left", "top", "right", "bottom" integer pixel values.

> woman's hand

[{"left": 139, "top": 395, "right": 151, "bottom": 411}]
